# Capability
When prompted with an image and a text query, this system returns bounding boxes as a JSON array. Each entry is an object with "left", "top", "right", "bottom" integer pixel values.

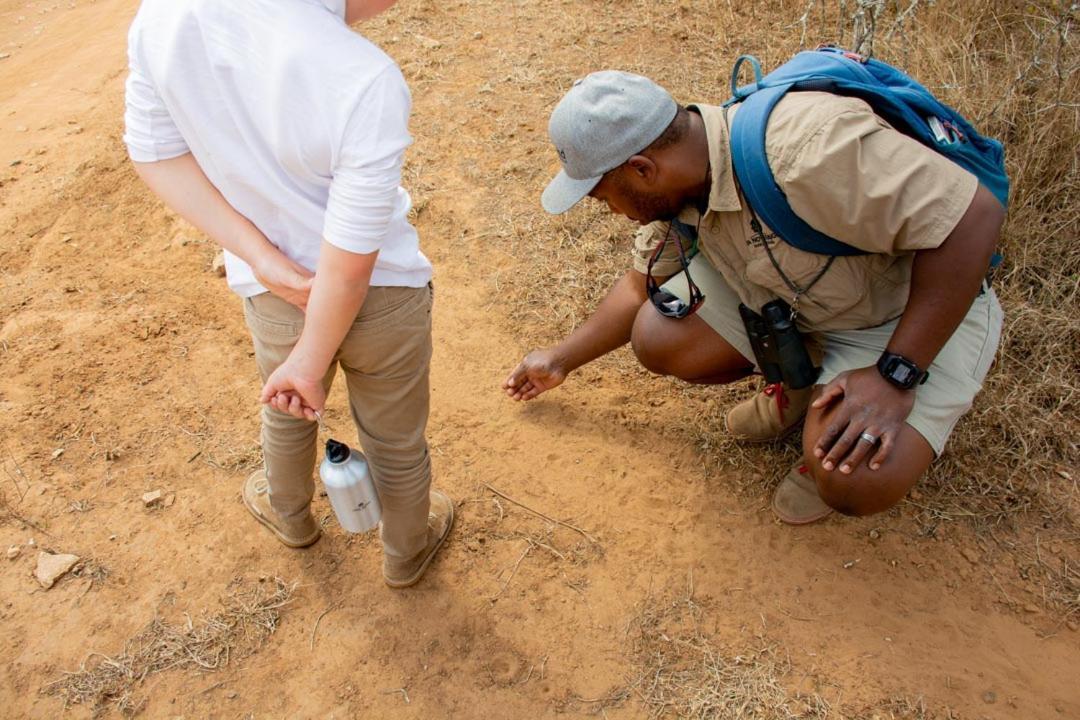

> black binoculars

[{"left": 738, "top": 299, "right": 820, "bottom": 390}]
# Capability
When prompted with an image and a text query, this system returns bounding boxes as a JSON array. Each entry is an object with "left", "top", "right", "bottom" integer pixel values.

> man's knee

[
  {"left": 630, "top": 327, "right": 671, "bottom": 375},
  {"left": 630, "top": 303, "right": 675, "bottom": 375},
  {"left": 804, "top": 455, "right": 919, "bottom": 517}
]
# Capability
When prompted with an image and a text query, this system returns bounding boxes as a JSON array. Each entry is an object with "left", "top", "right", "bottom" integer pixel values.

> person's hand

[
  {"left": 253, "top": 251, "right": 315, "bottom": 311},
  {"left": 260, "top": 359, "right": 326, "bottom": 421},
  {"left": 810, "top": 366, "right": 916, "bottom": 473},
  {"left": 503, "top": 348, "right": 568, "bottom": 401}
]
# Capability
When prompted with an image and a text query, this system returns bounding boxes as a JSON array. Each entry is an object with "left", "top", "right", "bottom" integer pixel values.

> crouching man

[{"left": 504, "top": 71, "right": 1004, "bottom": 523}]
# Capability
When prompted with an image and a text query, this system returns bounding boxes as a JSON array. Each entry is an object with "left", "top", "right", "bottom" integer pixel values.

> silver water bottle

[{"left": 319, "top": 439, "right": 381, "bottom": 533}]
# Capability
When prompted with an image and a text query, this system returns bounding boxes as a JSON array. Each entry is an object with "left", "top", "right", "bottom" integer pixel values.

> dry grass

[
  {"left": 623, "top": 590, "right": 830, "bottom": 720},
  {"left": 592, "top": 582, "right": 970, "bottom": 719},
  {"left": 41, "top": 577, "right": 294, "bottom": 716}
]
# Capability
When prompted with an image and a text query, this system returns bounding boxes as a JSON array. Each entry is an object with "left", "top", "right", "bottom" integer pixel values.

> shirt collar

[
  {"left": 319, "top": 0, "right": 347, "bottom": 19},
  {"left": 687, "top": 103, "right": 742, "bottom": 214}
]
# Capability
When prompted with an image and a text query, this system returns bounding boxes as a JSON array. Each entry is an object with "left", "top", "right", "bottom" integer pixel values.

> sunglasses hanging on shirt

[{"left": 645, "top": 219, "right": 705, "bottom": 319}]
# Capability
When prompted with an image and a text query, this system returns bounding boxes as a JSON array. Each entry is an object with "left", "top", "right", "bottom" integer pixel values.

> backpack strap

[{"left": 728, "top": 78, "right": 867, "bottom": 256}]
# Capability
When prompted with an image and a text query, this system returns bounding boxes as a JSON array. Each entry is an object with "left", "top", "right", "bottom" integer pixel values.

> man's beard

[{"left": 624, "top": 186, "right": 684, "bottom": 224}]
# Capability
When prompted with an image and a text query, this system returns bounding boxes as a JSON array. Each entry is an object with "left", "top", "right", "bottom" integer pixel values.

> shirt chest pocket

[{"left": 744, "top": 245, "right": 870, "bottom": 324}]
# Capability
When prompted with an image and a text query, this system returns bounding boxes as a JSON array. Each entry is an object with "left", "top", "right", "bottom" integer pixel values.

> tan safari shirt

[{"left": 632, "top": 92, "right": 979, "bottom": 332}]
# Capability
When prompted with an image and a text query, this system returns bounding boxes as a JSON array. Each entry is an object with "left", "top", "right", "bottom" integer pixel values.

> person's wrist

[
  {"left": 876, "top": 350, "right": 929, "bottom": 390},
  {"left": 547, "top": 345, "right": 575, "bottom": 375}
]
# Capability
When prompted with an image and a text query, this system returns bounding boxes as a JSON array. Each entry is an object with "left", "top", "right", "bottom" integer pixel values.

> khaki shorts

[{"left": 663, "top": 254, "right": 1003, "bottom": 455}]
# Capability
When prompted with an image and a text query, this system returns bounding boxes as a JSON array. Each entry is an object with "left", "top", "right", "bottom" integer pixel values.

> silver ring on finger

[{"left": 859, "top": 431, "right": 878, "bottom": 444}]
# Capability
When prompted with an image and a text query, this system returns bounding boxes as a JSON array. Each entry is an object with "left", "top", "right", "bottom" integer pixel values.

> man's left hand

[{"left": 811, "top": 366, "right": 916, "bottom": 474}]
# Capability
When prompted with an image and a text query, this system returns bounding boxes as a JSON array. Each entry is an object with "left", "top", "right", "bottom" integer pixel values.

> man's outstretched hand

[{"left": 503, "top": 349, "right": 568, "bottom": 401}]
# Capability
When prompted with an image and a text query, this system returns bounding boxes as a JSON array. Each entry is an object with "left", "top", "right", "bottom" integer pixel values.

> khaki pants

[{"left": 243, "top": 284, "right": 433, "bottom": 560}]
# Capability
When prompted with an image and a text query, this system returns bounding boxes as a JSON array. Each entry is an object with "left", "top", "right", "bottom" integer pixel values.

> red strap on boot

[{"left": 763, "top": 383, "right": 790, "bottom": 424}]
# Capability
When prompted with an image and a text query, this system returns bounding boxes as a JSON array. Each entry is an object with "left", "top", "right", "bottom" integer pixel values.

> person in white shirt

[{"left": 124, "top": 0, "right": 453, "bottom": 588}]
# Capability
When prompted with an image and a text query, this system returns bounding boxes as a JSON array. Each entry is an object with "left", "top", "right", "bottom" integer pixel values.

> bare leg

[
  {"left": 802, "top": 387, "right": 934, "bottom": 516},
  {"left": 630, "top": 301, "right": 753, "bottom": 384}
]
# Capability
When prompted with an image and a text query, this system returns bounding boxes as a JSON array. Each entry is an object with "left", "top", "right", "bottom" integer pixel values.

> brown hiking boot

[
  {"left": 725, "top": 383, "right": 814, "bottom": 442},
  {"left": 383, "top": 490, "right": 455, "bottom": 589},
  {"left": 772, "top": 464, "right": 833, "bottom": 525},
  {"left": 242, "top": 471, "right": 321, "bottom": 548}
]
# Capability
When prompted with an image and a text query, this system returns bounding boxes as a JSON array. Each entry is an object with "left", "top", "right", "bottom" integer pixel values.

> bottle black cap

[{"left": 325, "top": 439, "right": 350, "bottom": 464}]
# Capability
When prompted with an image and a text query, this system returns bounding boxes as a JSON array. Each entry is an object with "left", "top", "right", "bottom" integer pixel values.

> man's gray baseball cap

[{"left": 541, "top": 70, "right": 678, "bottom": 214}]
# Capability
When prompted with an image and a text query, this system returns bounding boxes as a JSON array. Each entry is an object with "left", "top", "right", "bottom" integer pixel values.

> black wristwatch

[{"left": 876, "top": 351, "right": 929, "bottom": 390}]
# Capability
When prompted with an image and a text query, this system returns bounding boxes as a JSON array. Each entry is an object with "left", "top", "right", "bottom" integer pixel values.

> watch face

[{"left": 891, "top": 363, "right": 915, "bottom": 385}]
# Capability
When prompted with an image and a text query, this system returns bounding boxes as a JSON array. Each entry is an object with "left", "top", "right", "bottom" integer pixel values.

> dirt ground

[{"left": 1, "top": 1, "right": 1078, "bottom": 718}]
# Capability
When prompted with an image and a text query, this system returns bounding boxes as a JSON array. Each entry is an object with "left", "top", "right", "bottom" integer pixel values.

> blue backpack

[{"left": 724, "top": 46, "right": 1009, "bottom": 256}]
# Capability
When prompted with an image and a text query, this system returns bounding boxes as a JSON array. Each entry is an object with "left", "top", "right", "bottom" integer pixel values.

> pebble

[
  {"left": 9, "top": 159, "right": 21, "bottom": 167},
  {"left": 6, "top": 545, "right": 20, "bottom": 560},
  {"left": 142, "top": 489, "right": 163, "bottom": 507},
  {"left": 35, "top": 552, "right": 80, "bottom": 589},
  {"left": 15, "top": 125, "right": 27, "bottom": 132},
  {"left": 1023, "top": 603, "right": 1040, "bottom": 614},
  {"left": 868, "top": 529, "right": 880, "bottom": 539},
  {"left": 0, "top": 53, "right": 10, "bottom": 60},
  {"left": 472, "top": 31, "right": 483, "bottom": 39},
  {"left": 983, "top": 690, "right": 997, "bottom": 704},
  {"left": 961, "top": 547, "right": 980, "bottom": 564},
  {"left": 27, "top": 538, "right": 36, "bottom": 548},
  {"left": 50, "top": 448, "right": 64, "bottom": 460}
]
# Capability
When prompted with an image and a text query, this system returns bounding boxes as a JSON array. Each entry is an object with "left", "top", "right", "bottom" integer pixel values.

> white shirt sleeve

[
  {"left": 322, "top": 64, "right": 413, "bottom": 254},
  {"left": 123, "top": 44, "right": 189, "bottom": 163}
]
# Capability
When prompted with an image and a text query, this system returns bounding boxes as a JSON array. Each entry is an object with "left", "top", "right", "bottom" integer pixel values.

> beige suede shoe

[
  {"left": 383, "top": 490, "right": 455, "bottom": 589},
  {"left": 725, "top": 383, "right": 814, "bottom": 442},
  {"left": 772, "top": 464, "right": 833, "bottom": 525},
  {"left": 242, "top": 471, "right": 321, "bottom": 548}
]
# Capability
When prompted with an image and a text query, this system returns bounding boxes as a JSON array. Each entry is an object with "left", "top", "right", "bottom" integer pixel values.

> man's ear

[{"left": 624, "top": 154, "right": 658, "bottom": 185}]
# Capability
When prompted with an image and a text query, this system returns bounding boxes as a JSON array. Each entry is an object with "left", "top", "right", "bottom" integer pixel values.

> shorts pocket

[{"left": 969, "top": 291, "right": 1003, "bottom": 384}]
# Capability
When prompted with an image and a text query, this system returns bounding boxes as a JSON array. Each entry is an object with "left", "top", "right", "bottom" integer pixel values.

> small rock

[
  {"left": 227, "top": 691, "right": 238, "bottom": 700},
  {"left": 7, "top": 545, "right": 21, "bottom": 560},
  {"left": 472, "top": 31, "right": 483, "bottom": 39},
  {"left": 163, "top": 493, "right": 175, "bottom": 508},
  {"left": 15, "top": 125, "right": 27, "bottom": 133},
  {"left": 26, "top": 538, "right": 36, "bottom": 548},
  {"left": 1023, "top": 603, "right": 1040, "bottom": 614},
  {"left": 9, "top": 159, "right": 21, "bottom": 167},
  {"left": 415, "top": 34, "right": 442, "bottom": 49},
  {"left": 108, "top": 534, "right": 117, "bottom": 541},
  {"left": 211, "top": 251, "right": 226, "bottom": 277},
  {"left": 983, "top": 690, "right": 997, "bottom": 704},
  {"left": 868, "top": 529, "right": 880, "bottom": 539},
  {"left": 35, "top": 552, "right": 80, "bottom": 589},
  {"left": 961, "top": 547, "right": 980, "bottom": 564},
  {"left": 0, "top": 52, "right": 11, "bottom": 60},
  {"left": 142, "top": 489, "right": 163, "bottom": 507},
  {"left": 50, "top": 448, "right": 64, "bottom": 460},
  {"left": 1066, "top": 620, "right": 1077, "bottom": 632}
]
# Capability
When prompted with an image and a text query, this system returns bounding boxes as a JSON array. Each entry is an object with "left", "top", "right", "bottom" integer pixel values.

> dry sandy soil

[{"left": 1, "top": 1, "right": 1077, "bottom": 718}]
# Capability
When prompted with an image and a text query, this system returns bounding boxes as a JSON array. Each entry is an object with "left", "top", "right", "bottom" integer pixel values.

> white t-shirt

[{"left": 124, "top": 0, "right": 432, "bottom": 296}]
